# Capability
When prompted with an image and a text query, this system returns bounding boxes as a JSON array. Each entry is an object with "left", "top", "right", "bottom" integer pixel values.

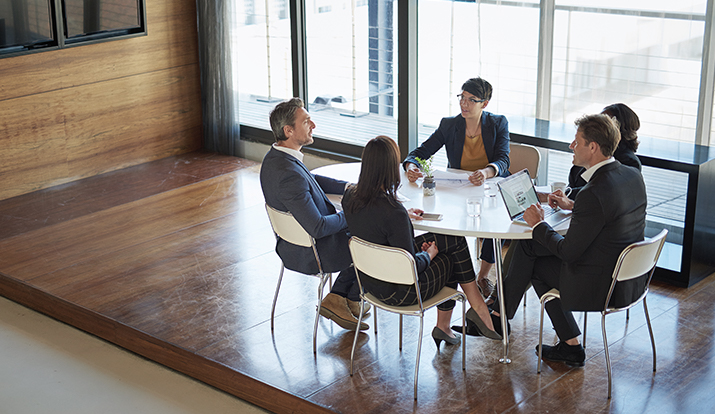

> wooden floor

[{"left": 1, "top": 151, "right": 714, "bottom": 414}]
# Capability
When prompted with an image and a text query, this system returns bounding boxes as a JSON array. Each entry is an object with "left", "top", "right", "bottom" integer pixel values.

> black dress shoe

[
  {"left": 536, "top": 342, "right": 585, "bottom": 367},
  {"left": 490, "top": 312, "right": 511, "bottom": 337},
  {"left": 451, "top": 319, "right": 481, "bottom": 337}
]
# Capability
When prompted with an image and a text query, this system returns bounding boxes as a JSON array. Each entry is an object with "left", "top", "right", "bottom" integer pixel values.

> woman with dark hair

[
  {"left": 567, "top": 103, "right": 641, "bottom": 199},
  {"left": 343, "top": 136, "right": 501, "bottom": 348},
  {"left": 401, "top": 77, "right": 511, "bottom": 298}
]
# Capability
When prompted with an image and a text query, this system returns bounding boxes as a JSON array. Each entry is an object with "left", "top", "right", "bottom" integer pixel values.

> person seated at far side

[
  {"left": 260, "top": 97, "right": 369, "bottom": 333},
  {"left": 489, "top": 113, "right": 648, "bottom": 367},
  {"left": 536, "top": 103, "right": 642, "bottom": 204},
  {"left": 402, "top": 77, "right": 510, "bottom": 299},
  {"left": 343, "top": 135, "right": 501, "bottom": 348}
]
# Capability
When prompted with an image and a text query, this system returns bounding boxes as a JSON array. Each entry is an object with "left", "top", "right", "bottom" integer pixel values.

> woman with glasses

[
  {"left": 344, "top": 136, "right": 501, "bottom": 348},
  {"left": 402, "top": 77, "right": 511, "bottom": 298}
]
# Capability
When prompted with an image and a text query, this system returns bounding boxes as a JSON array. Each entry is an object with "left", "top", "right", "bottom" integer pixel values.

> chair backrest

[
  {"left": 348, "top": 236, "right": 417, "bottom": 286},
  {"left": 612, "top": 229, "right": 668, "bottom": 282},
  {"left": 265, "top": 204, "right": 314, "bottom": 248},
  {"left": 509, "top": 142, "right": 541, "bottom": 179}
]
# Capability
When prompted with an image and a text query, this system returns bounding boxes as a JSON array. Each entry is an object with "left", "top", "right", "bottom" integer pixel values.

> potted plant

[{"left": 415, "top": 156, "right": 436, "bottom": 196}]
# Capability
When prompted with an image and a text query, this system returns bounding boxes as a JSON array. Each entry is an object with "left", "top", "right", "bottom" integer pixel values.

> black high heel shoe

[
  {"left": 432, "top": 326, "right": 461, "bottom": 349},
  {"left": 466, "top": 308, "right": 502, "bottom": 340}
]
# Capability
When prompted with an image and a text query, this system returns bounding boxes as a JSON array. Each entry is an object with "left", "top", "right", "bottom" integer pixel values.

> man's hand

[
  {"left": 547, "top": 189, "right": 574, "bottom": 211},
  {"left": 406, "top": 164, "right": 423, "bottom": 183},
  {"left": 408, "top": 208, "right": 424, "bottom": 220},
  {"left": 523, "top": 203, "right": 545, "bottom": 227}
]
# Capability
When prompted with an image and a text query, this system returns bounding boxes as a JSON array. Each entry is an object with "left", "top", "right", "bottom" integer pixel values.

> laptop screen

[{"left": 497, "top": 169, "right": 540, "bottom": 219}]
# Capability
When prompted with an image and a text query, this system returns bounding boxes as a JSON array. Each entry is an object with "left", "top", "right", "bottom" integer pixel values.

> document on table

[{"left": 431, "top": 170, "right": 472, "bottom": 188}]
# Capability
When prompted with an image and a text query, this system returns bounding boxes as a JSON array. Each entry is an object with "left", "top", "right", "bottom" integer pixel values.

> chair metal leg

[
  {"left": 374, "top": 309, "right": 378, "bottom": 334},
  {"left": 414, "top": 315, "right": 424, "bottom": 400},
  {"left": 399, "top": 314, "right": 403, "bottom": 351},
  {"left": 643, "top": 298, "right": 657, "bottom": 372},
  {"left": 626, "top": 308, "right": 630, "bottom": 320},
  {"left": 601, "top": 313, "right": 612, "bottom": 399},
  {"left": 537, "top": 296, "right": 547, "bottom": 373},
  {"left": 461, "top": 296, "right": 466, "bottom": 371},
  {"left": 350, "top": 299, "right": 366, "bottom": 375},
  {"left": 582, "top": 312, "right": 587, "bottom": 349},
  {"left": 313, "top": 273, "right": 329, "bottom": 354},
  {"left": 270, "top": 265, "right": 285, "bottom": 332}
]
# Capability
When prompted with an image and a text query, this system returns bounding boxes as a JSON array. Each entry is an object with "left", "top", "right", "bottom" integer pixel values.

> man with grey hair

[
  {"left": 490, "top": 113, "right": 647, "bottom": 367},
  {"left": 260, "top": 98, "right": 368, "bottom": 332}
]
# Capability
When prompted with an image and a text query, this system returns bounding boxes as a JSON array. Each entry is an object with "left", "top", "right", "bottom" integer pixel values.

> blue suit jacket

[
  {"left": 403, "top": 111, "right": 511, "bottom": 176},
  {"left": 533, "top": 161, "right": 647, "bottom": 311},
  {"left": 260, "top": 147, "right": 351, "bottom": 274}
]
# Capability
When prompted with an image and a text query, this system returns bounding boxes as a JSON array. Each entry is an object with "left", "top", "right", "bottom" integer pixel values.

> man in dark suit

[
  {"left": 491, "top": 113, "right": 647, "bottom": 367},
  {"left": 260, "top": 98, "right": 367, "bottom": 331}
]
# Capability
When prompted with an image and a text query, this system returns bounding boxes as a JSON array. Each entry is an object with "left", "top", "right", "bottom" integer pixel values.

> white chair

[
  {"left": 347, "top": 236, "right": 467, "bottom": 401},
  {"left": 537, "top": 229, "right": 668, "bottom": 399},
  {"left": 509, "top": 142, "right": 541, "bottom": 179},
  {"left": 265, "top": 204, "right": 332, "bottom": 354}
]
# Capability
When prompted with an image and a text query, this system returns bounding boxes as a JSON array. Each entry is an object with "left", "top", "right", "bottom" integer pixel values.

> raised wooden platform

[{"left": 1, "top": 151, "right": 713, "bottom": 413}]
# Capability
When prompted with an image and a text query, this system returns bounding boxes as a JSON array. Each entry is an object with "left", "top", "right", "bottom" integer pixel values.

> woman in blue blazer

[{"left": 402, "top": 77, "right": 511, "bottom": 297}]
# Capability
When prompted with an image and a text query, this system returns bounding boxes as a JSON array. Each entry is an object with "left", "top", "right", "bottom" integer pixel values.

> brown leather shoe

[
  {"left": 319, "top": 293, "right": 369, "bottom": 330},
  {"left": 346, "top": 299, "right": 371, "bottom": 318}
]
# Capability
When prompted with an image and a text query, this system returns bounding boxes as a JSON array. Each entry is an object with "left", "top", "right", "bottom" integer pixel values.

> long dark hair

[
  {"left": 602, "top": 103, "right": 640, "bottom": 152},
  {"left": 347, "top": 136, "right": 402, "bottom": 213}
]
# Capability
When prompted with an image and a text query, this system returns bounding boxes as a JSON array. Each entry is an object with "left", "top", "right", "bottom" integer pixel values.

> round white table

[{"left": 312, "top": 162, "right": 568, "bottom": 363}]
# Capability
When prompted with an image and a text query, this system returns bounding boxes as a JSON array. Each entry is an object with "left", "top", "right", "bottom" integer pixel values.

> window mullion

[
  {"left": 536, "top": 0, "right": 555, "bottom": 120},
  {"left": 290, "top": 0, "right": 309, "bottom": 103},
  {"left": 696, "top": 0, "right": 715, "bottom": 146}
]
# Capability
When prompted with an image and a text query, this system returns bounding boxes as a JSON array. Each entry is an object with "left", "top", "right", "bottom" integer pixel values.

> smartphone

[{"left": 420, "top": 213, "right": 443, "bottom": 221}]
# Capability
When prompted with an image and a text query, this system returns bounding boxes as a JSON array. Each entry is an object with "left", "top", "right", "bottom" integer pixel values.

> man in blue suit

[{"left": 260, "top": 98, "right": 367, "bottom": 331}]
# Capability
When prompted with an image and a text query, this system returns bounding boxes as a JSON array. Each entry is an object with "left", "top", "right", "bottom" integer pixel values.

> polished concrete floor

[{"left": 0, "top": 296, "right": 268, "bottom": 414}]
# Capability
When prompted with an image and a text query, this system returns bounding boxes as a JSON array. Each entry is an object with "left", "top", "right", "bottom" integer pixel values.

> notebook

[{"left": 496, "top": 169, "right": 571, "bottom": 227}]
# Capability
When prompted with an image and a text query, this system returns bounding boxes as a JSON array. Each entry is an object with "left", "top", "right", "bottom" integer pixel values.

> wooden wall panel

[{"left": 0, "top": 0, "right": 203, "bottom": 200}]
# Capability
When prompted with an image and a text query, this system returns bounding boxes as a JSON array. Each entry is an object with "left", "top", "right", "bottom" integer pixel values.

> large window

[
  {"left": 551, "top": 1, "right": 706, "bottom": 143},
  {"left": 235, "top": 0, "right": 397, "bottom": 149},
  {"left": 233, "top": 0, "right": 715, "bottom": 150},
  {"left": 233, "top": 0, "right": 292, "bottom": 131}
]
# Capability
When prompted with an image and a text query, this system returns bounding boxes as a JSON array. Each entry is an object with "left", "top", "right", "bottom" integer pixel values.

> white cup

[
  {"left": 550, "top": 181, "right": 572, "bottom": 197},
  {"left": 466, "top": 197, "right": 482, "bottom": 217}
]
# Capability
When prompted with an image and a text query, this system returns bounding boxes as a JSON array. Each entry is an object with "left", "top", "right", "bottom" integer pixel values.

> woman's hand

[
  {"left": 468, "top": 166, "right": 494, "bottom": 186},
  {"left": 406, "top": 164, "right": 423, "bottom": 183},
  {"left": 408, "top": 208, "right": 424, "bottom": 220},
  {"left": 421, "top": 241, "right": 438, "bottom": 260}
]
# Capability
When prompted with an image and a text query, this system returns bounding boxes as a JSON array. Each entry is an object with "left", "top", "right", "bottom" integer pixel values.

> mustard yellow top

[{"left": 460, "top": 134, "right": 489, "bottom": 172}]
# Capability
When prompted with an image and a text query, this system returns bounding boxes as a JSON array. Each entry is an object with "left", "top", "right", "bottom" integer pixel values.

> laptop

[{"left": 496, "top": 169, "right": 571, "bottom": 227}]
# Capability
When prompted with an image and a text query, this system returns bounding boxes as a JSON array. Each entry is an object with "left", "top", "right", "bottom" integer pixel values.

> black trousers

[
  {"left": 362, "top": 233, "right": 476, "bottom": 311},
  {"left": 497, "top": 239, "right": 581, "bottom": 341}
]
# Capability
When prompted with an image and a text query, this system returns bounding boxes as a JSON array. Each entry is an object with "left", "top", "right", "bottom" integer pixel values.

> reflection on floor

[{"left": 0, "top": 151, "right": 713, "bottom": 414}]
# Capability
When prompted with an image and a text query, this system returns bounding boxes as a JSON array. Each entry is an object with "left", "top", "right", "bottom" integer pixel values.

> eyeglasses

[{"left": 457, "top": 94, "right": 486, "bottom": 105}]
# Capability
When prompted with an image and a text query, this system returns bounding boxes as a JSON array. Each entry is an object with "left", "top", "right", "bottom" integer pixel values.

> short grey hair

[{"left": 269, "top": 97, "right": 304, "bottom": 142}]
